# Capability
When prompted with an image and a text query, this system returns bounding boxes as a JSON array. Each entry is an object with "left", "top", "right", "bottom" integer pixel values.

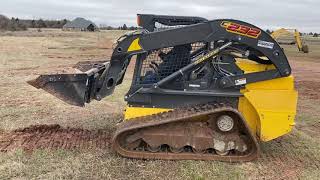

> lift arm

[{"left": 29, "top": 17, "right": 291, "bottom": 106}]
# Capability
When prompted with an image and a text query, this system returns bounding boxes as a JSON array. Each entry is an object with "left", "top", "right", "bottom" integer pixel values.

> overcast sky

[{"left": 1, "top": 0, "right": 318, "bottom": 32}]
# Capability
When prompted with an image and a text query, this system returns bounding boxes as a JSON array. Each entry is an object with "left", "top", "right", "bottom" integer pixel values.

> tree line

[
  {"left": 0, "top": 14, "right": 139, "bottom": 32},
  {"left": 0, "top": 14, "right": 68, "bottom": 31},
  {"left": 0, "top": 14, "right": 317, "bottom": 35},
  {"left": 100, "top": 24, "right": 138, "bottom": 30}
]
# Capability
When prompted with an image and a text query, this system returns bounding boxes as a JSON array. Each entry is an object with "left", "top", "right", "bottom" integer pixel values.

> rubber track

[
  {"left": 0, "top": 125, "right": 111, "bottom": 152},
  {"left": 112, "top": 103, "right": 260, "bottom": 162}
]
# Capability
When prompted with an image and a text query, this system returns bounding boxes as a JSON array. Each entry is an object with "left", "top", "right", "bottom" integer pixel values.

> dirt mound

[
  {"left": 251, "top": 132, "right": 320, "bottom": 179},
  {"left": 296, "top": 121, "right": 320, "bottom": 139},
  {"left": 0, "top": 124, "right": 111, "bottom": 152},
  {"left": 296, "top": 81, "right": 320, "bottom": 100}
]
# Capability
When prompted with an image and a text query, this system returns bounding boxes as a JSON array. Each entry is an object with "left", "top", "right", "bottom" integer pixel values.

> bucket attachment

[{"left": 28, "top": 61, "right": 110, "bottom": 107}]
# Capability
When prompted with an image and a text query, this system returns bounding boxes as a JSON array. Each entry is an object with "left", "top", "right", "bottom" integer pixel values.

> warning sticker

[
  {"left": 189, "top": 84, "right": 201, "bottom": 88},
  {"left": 257, "top": 40, "right": 274, "bottom": 49},
  {"left": 235, "top": 78, "right": 247, "bottom": 85}
]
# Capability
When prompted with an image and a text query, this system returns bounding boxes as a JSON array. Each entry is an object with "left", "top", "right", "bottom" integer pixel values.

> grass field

[{"left": 0, "top": 29, "right": 319, "bottom": 179}]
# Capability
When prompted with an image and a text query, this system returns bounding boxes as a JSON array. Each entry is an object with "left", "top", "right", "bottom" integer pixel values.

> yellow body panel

[
  {"left": 237, "top": 61, "right": 298, "bottom": 141},
  {"left": 127, "top": 38, "right": 142, "bottom": 52},
  {"left": 236, "top": 59, "right": 275, "bottom": 73},
  {"left": 123, "top": 60, "right": 298, "bottom": 142},
  {"left": 124, "top": 107, "right": 171, "bottom": 120}
]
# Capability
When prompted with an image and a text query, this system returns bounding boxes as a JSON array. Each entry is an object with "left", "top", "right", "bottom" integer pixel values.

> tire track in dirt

[
  {"left": 0, "top": 124, "right": 112, "bottom": 152},
  {"left": 0, "top": 124, "right": 319, "bottom": 180}
]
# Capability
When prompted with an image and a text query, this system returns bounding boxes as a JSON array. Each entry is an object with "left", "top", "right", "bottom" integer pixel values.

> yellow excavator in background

[{"left": 271, "top": 28, "right": 309, "bottom": 53}]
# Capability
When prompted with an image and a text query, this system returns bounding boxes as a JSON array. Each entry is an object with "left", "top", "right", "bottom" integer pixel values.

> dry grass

[
  {"left": 0, "top": 29, "right": 320, "bottom": 179},
  {"left": 280, "top": 38, "right": 320, "bottom": 61},
  {"left": 0, "top": 29, "right": 127, "bottom": 130}
]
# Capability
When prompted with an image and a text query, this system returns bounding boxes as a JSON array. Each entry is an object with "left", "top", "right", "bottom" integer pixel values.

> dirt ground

[{"left": 0, "top": 29, "right": 319, "bottom": 179}]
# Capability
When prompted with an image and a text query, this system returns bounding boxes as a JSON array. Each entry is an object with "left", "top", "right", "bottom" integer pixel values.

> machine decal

[
  {"left": 221, "top": 21, "right": 261, "bottom": 38},
  {"left": 194, "top": 49, "right": 219, "bottom": 64},
  {"left": 127, "top": 38, "right": 142, "bottom": 52},
  {"left": 189, "top": 84, "right": 201, "bottom": 88},
  {"left": 257, "top": 40, "right": 274, "bottom": 49},
  {"left": 235, "top": 78, "right": 247, "bottom": 85}
]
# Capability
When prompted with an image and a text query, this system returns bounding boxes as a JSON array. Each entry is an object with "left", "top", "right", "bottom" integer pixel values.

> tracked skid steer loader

[{"left": 28, "top": 14, "right": 298, "bottom": 162}]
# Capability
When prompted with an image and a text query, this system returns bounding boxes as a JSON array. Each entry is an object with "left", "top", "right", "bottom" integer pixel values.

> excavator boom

[{"left": 271, "top": 28, "right": 309, "bottom": 53}]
